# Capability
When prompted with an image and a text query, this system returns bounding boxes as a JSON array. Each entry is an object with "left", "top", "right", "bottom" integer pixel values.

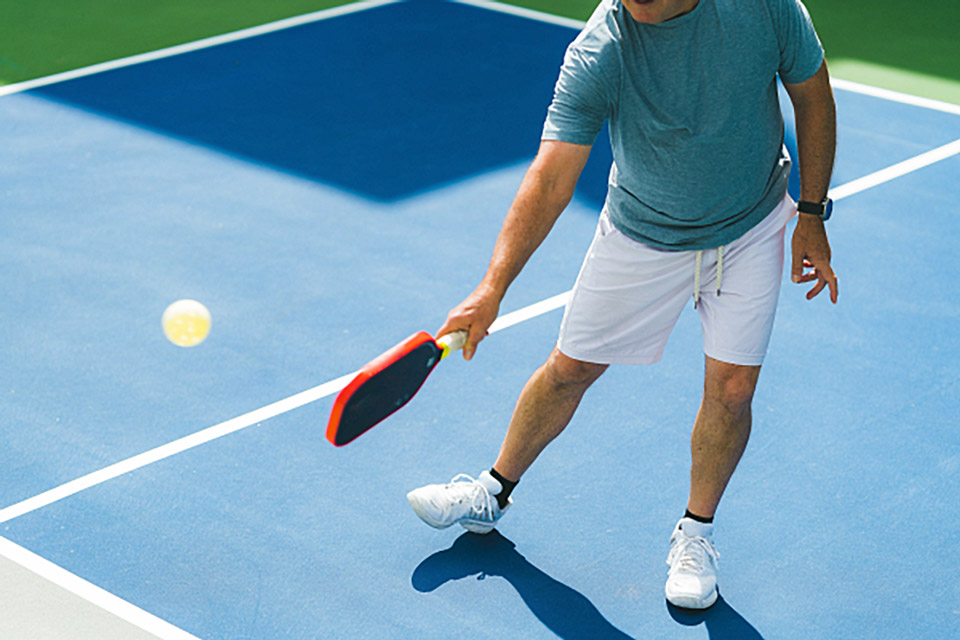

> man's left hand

[{"left": 791, "top": 214, "right": 838, "bottom": 303}]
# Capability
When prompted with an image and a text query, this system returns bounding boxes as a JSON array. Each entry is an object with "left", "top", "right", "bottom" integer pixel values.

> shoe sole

[
  {"left": 459, "top": 519, "right": 496, "bottom": 534},
  {"left": 665, "top": 586, "right": 719, "bottom": 610}
]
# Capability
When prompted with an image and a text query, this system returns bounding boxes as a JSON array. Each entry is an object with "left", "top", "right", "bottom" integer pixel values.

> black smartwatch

[{"left": 797, "top": 197, "right": 833, "bottom": 221}]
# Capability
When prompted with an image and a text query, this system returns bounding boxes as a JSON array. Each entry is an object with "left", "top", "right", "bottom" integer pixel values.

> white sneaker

[
  {"left": 407, "top": 471, "right": 510, "bottom": 534},
  {"left": 665, "top": 518, "right": 720, "bottom": 609}
]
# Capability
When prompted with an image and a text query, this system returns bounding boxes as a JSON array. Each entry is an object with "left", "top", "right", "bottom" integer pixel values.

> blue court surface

[{"left": 2, "top": 0, "right": 959, "bottom": 638}]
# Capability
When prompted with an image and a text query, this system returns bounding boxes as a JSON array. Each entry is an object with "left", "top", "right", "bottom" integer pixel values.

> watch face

[{"left": 822, "top": 198, "right": 833, "bottom": 221}]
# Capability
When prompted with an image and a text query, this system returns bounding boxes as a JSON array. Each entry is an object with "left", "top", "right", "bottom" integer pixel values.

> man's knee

[
  {"left": 544, "top": 348, "right": 608, "bottom": 389},
  {"left": 704, "top": 357, "right": 761, "bottom": 415}
]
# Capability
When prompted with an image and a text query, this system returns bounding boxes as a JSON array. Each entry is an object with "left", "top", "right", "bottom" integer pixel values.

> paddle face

[{"left": 326, "top": 332, "right": 443, "bottom": 446}]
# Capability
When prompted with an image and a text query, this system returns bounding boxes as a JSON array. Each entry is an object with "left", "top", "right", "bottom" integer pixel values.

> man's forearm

[
  {"left": 789, "top": 62, "right": 837, "bottom": 204},
  {"left": 481, "top": 170, "right": 571, "bottom": 297},
  {"left": 785, "top": 61, "right": 840, "bottom": 303},
  {"left": 480, "top": 141, "right": 592, "bottom": 299}
]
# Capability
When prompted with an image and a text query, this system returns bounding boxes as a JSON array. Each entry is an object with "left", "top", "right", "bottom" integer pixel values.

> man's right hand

[
  {"left": 436, "top": 140, "right": 592, "bottom": 360},
  {"left": 436, "top": 284, "right": 502, "bottom": 360}
]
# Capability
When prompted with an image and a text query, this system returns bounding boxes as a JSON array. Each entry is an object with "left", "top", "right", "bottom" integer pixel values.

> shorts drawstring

[
  {"left": 717, "top": 245, "right": 724, "bottom": 297},
  {"left": 693, "top": 246, "right": 724, "bottom": 309},
  {"left": 694, "top": 251, "right": 703, "bottom": 308}
]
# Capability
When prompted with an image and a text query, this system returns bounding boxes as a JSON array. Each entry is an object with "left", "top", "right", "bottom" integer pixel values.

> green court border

[{"left": 0, "top": 0, "right": 353, "bottom": 85}]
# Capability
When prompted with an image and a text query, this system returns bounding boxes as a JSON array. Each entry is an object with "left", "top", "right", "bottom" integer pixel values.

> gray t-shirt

[{"left": 542, "top": 0, "right": 824, "bottom": 250}]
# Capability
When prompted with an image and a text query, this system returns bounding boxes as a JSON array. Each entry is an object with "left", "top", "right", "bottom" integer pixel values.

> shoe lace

[
  {"left": 668, "top": 534, "right": 719, "bottom": 575},
  {"left": 447, "top": 474, "right": 497, "bottom": 520}
]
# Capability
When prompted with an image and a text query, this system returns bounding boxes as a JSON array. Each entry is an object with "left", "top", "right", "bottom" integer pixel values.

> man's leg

[
  {"left": 687, "top": 356, "right": 761, "bottom": 518},
  {"left": 493, "top": 347, "right": 608, "bottom": 482},
  {"left": 666, "top": 355, "right": 761, "bottom": 609},
  {"left": 407, "top": 347, "right": 606, "bottom": 533}
]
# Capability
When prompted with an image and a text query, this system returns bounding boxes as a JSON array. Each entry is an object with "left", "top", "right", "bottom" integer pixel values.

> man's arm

[
  {"left": 438, "top": 139, "right": 593, "bottom": 359},
  {"left": 783, "top": 60, "right": 839, "bottom": 303}
]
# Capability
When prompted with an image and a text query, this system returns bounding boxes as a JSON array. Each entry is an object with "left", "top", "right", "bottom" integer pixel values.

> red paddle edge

[{"left": 326, "top": 331, "right": 438, "bottom": 446}]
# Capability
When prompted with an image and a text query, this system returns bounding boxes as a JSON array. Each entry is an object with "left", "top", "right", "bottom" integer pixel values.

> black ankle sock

[
  {"left": 489, "top": 467, "right": 517, "bottom": 510},
  {"left": 684, "top": 509, "right": 714, "bottom": 524}
]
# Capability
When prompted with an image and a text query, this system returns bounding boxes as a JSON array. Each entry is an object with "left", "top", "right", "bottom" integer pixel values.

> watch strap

[
  {"left": 797, "top": 200, "right": 825, "bottom": 215},
  {"left": 797, "top": 198, "right": 833, "bottom": 220}
]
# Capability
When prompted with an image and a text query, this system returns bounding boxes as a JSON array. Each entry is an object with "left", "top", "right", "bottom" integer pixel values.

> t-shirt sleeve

[
  {"left": 541, "top": 39, "right": 615, "bottom": 146},
  {"left": 772, "top": 0, "right": 825, "bottom": 84}
]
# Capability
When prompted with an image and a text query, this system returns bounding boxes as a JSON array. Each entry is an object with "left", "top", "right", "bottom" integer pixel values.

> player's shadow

[
  {"left": 412, "top": 530, "right": 765, "bottom": 639},
  {"left": 667, "top": 596, "right": 765, "bottom": 639},
  {"left": 411, "top": 530, "right": 635, "bottom": 639}
]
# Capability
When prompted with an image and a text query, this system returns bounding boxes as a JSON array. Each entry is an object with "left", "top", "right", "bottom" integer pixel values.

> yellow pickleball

[{"left": 162, "top": 299, "right": 211, "bottom": 347}]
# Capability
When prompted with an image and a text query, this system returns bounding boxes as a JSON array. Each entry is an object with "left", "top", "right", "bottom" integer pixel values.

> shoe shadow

[
  {"left": 412, "top": 530, "right": 635, "bottom": 640},
  {"left": 667, "top": 596, "right": 765, "bottom": 639}
]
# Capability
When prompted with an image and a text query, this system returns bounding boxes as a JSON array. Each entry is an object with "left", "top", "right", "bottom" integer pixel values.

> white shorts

[{"left": 557, "top": 194, "right": 796, "bottom": 367}]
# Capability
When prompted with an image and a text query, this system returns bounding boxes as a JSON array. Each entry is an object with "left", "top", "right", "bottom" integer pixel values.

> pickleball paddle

[{"left": 326, "top": 330, "right": 468, "bottom": 446}]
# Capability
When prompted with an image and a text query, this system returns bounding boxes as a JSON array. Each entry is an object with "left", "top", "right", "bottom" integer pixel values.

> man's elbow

[
  {"left": 529, "top": 140, "right": 592, "bottom": 202},
  {"left": 786, "top": 60, "right": 835, "bottom": 111}
]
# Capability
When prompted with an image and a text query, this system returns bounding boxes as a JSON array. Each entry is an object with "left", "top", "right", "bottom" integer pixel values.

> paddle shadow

[{"left": 412, "top": 530, "right": 634, "bottom": 639}]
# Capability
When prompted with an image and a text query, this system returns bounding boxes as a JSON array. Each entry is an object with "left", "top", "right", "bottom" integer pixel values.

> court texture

[{"left": 2, "top": 0, "right": 959, "bottom": 638}]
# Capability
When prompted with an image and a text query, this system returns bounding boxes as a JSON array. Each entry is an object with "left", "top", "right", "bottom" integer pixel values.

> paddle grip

[{"left": 436, "top": 330, "right": 469, "bottom": 360}]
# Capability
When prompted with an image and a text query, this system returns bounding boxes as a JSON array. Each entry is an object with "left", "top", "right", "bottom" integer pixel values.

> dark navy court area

[{"left": 34, "top": 0, "right": 613, "bottom": 203}]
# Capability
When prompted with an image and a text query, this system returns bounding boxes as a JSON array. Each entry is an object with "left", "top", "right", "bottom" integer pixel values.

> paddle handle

[{"left": 437, "top": 330, "right": 468, "bottom": 360}]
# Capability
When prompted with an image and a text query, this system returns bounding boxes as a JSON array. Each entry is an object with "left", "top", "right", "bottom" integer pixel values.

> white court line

[
  {"left": 829, "top": 138, "right": 960, "bottom": 200},
  {"left": 830, "top": 78, "right": 960, "bottom": 117},
  {"left": 0, "top": 371, "right": 354, "bottom": 524},
  {"left": 2, "top": 136, "right": 958, "bottom": 525},
  {"left": 0, "top": 0, "right": 401, "bottom": 98},
  {"left": 0, "top": 536, "right": 201, "bottom": 640},
  {"left": 0, "top": 299, "right": 563, "bottom": 525},
  {"left": 489, "top": 292, "right": 571, "bottom": 333},
  {"left": 451, "top": 0, "right": 588, "bottom": 29}
]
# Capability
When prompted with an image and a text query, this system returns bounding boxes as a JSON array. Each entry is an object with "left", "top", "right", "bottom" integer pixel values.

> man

[{"left": 407, "top": 0, "right": 837, "bottom": 609}]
